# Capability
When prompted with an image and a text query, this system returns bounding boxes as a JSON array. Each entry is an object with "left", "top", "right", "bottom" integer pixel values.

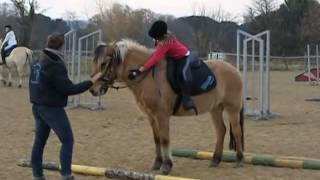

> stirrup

[
  {"left": 182, "top": 99, "right": 198, "bottom": 115},
  {"left": 0, "top": 59, "right": 6, "bottom": 65},
  {"left": 187, "top": 106, "right": 198, "bottom": 115}
]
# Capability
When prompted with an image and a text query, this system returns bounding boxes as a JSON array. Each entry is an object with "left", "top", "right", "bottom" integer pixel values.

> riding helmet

[
  {"left": 148, "top": 20, "right": 167, "bottom": 40},
  {"left": 4, "top": 25, "right": 12, "bottom": 30}
]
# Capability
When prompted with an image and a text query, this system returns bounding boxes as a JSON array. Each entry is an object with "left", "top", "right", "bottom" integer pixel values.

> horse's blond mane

[{"left": 116, "top": 39, "right": 151, "bottom": 61}]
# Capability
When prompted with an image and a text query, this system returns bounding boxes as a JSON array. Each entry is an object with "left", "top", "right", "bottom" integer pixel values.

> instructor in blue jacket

[{"left": 29, "top": 33, "right": 102, "bottom": 180}]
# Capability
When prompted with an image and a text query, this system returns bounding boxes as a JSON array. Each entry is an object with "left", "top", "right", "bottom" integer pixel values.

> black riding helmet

[
  {"left": 148, "top": 20, "right": 167, "bottom": 40},
  {"left": 4, "top": 25, "right": 12, "bottom": 30}
]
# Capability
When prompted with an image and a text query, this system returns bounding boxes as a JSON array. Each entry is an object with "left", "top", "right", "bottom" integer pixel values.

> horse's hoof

[
  {"left": 8, "top": 82, "right": 12, "bottom": 87},
  {"left": 160, "top": 165, "right": 172, "bottom": 175},
  {"left": 234, "top": 160, "right": 244, "bottom": 168},
  {"left": 160, "top": 159, "right": 173, "bottom": 175},
  {"left": 209, "top": 154, "right": 221, "bottom": 167},
  {"left": 152, "top": 157, "right": 163, "bottom": 171},
  {"left": 234, "top": 153, "right": 244, "bottom": 168},
  {"left": 18, "top": 84, "right": 22, "bottom": 88},
  {"left": 209, "top": 159, "right": 221, "bottom": 167},
  {"left": 1, "top": 80, "right": 6, "bottom": 85}
]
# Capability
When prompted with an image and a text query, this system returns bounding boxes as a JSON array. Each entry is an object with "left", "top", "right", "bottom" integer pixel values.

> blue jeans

[{"left": 31, "top": 105, "right": 74, "bottom": 177}]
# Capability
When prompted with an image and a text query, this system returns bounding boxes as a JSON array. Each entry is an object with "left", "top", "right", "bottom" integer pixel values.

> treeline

[
  {"left": 0, "top": 0, "right": 319, "bottom": 56},
  {"left": 244, "top": 0, "right": 320, "bottom": 56},
  {"left": 0, "top": 2, "right": 69, "bottom": 49},
  {"left": 86, "top": 3, "right": 239, "bottom": 56}
]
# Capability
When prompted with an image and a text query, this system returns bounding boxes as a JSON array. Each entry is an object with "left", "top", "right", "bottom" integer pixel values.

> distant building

[{"left": 208, "top": 52, "right": 225, "bottom": 60}]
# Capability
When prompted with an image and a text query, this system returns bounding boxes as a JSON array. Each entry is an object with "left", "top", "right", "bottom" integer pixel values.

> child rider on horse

[
  {"left": 128, "top": 20, "right": 196, "bottom": 113},
  {"left": 1, "top": 25, "right": 18, "bottom": 65}
]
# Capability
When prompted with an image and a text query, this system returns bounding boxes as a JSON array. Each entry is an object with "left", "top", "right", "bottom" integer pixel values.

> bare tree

[
  {"left": 210, "top": 6, "right": 236, "bottom": 22},
  {"left": 191, "top": 1, "right": 235, "bottom": 22},
  {"left": 10, "top": 0, "right": 38, "bottom": 46},
  {"left": 298, "top": 1, "right": 320, "bottom": 44},
  {"left": 64, "top": 11, "right": 78, "bottom": 29},
  {"left": 191, "top": 1, "right": 208, "bottom": 17},
  {"left": 251, "top": 0, "right": 277, "bottom": 16},
  {"left": 92, "top": 1, "right": 156, "bottom": 43},
  {"left": 0, "top": 2, "right": 15, "bottom": 17},
  {"left": 243, "top": 7, "right": 256, "bottom": 23},
  {"left": 190, "top": 2, "right": 237, "bottom": 54}
]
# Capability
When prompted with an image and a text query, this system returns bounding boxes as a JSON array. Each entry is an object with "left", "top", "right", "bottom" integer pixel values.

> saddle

[
  {"left": 166, "top": 54, "right": 217, "bottom": 114},
  {"left": 1, "top": 44, "right": 17, "bottom": 65},
  {"left": 4, "top": 45, "right": 17, "bottom": 58}
]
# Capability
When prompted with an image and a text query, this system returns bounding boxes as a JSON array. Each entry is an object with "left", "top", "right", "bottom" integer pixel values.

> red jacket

[{"left": 143, "top": 36, "right": 189, "bottom": 70}]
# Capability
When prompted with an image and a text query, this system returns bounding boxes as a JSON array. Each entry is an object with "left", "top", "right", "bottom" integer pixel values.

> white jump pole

[
  {"left": 243, "top": 39, "right": 248, "bottom": 112},
  {"left": 236, "top": 31, "right": 240, "bottom": 69},
  {"left": 316, "top": 44, "right": 319, "bottom": 83},
  {"left": 266, "top": 30, "right": 271, "bottom": 115},
  {"left": 251, "top": 40, "right": 256, "bottom": 113},
  {"left": 307, "top": 44, "right": 311, "bottom": 84},
  {"left": 259, "top": 40, "right": 265, "bottom": 118}
]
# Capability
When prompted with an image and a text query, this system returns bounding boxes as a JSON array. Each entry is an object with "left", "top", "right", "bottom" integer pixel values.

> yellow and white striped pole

[{"left": 18, "top": 159, "right": 200, "bottom": 180}]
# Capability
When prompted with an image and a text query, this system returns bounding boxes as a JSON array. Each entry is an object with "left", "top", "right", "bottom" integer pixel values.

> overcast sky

[{"left": 3, "top": 0, "right": 283, "bottom": 21}]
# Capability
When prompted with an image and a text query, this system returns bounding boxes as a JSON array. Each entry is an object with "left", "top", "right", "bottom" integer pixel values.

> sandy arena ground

[{"left": 1, "top": 71, "right": 320, "bottom": 180}]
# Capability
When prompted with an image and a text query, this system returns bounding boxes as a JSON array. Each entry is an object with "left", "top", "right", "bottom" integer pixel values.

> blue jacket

[{"left": 29, "top": 49, "right": 92, "bottom": 107}]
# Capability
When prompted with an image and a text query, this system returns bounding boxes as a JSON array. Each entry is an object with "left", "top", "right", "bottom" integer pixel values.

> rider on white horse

[{"left": 1, "top": 25, "right": 18, "bottom": 65}]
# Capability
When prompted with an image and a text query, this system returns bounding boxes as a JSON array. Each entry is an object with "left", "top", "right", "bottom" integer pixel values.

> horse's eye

[{"left": 101, "top": 62, "right": 107, "bottom": 67}]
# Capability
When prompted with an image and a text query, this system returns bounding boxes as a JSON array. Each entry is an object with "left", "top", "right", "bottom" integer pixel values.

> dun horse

[
  {"left": 90, "top": 40, "right": 244, "bottom": 175},
  {"left": 0, "top": 39, "right": 32, "bottom": 87}
]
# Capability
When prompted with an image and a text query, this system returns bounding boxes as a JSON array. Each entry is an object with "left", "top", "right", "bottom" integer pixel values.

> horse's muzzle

[{"left": 89, "top": 89, "right": 99, "bottom": 96}]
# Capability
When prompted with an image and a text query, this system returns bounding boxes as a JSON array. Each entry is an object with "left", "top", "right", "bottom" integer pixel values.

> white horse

[{"left": 0, "top": 39, "right": 33, "bottom": 88}]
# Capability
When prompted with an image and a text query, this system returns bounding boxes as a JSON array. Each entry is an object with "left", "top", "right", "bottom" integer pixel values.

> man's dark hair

[{"left": 47, "top": 33, "right": 65, "bottom": 50}]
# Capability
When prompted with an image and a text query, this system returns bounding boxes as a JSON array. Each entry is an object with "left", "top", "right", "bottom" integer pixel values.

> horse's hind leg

[
  {"left": 209, "top": 106, "right": 226, "bottom": 167},
  {"left": 147, "top": 117, "right": 163, "bottom": 170},
  {"left": 225, "top": 106, "right": 244, "bottom": 166},
  {"left": 7, "top": 70, "right": 12, "bottom": 87},
  {"left": 18, "top": 72, "right": 22, "bottom": 88},
  {"left": 0, "top": 66, "right": 6, "bottom": 85},
  {"left": 17, "top": 66, "right": 23, "bottom": 88},
  {"left": 156, "top": 114, "right": 172, "bottom": 175}
]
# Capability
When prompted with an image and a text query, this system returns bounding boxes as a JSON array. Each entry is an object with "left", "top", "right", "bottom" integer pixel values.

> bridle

[{"left": 97, "top": 44, "right": 148, "bottom": 91}]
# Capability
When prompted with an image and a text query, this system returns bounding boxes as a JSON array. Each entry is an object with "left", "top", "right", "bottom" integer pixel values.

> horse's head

[
  {"left": 90, "top": 39, "right": 150, "bottom": 96},
  {"left": 89, "top": 42, "right": 123, "bottom": 96}
]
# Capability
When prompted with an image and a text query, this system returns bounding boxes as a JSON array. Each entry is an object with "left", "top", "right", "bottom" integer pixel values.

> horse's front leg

[
  {"left": 155, "top": 113, "right": 172, "bottom": 175},
  {"left": 147, "top": 116, "right": 163, "bottom": 171}
]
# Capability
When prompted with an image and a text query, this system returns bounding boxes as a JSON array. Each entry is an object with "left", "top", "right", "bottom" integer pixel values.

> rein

[{"left": 105, "top": 71, "right": 149, "bottom": 90}]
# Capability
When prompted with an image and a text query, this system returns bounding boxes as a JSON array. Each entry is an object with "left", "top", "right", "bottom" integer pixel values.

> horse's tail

[
  {"left": 24, "top": 49, "right": 33, "bottom": 75},
  {"left": 229, "top": 107, "right": 244, "bottom": 151},
  {"left": 25, "top": 49, "right": 33, "bottom": 66}
]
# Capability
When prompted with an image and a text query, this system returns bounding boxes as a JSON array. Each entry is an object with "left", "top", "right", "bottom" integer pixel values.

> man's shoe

[
  {"left": 62, "top": 175, "right": 75, "bottom": 180},
  {"left": 33, "top": 176, "right": 46, "bottom": 180}
]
